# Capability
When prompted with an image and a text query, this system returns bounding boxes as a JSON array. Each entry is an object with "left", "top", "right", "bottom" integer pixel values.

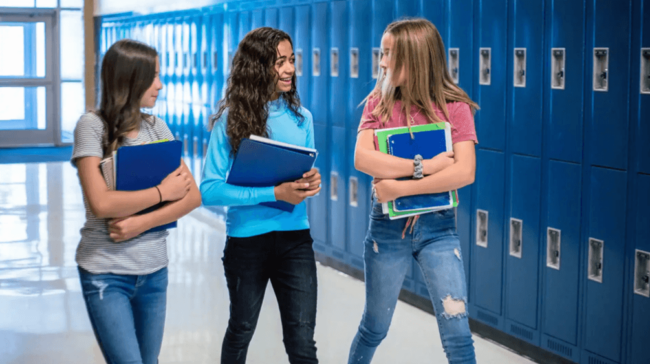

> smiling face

[
  {"left": 272, "top": 40, "right": 295, "bottom": 99},
  {"left": 140, "top": 56, "right": 162, "bottom": 108}
]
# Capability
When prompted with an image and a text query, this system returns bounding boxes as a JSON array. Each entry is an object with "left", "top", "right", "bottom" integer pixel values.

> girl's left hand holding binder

[{"left": 295, "top": 168, "right": 322, "bottom": 191}]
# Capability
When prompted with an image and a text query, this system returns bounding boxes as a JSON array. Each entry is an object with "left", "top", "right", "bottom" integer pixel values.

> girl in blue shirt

[{"left": 200, "top": 27, "right": 321, "bottom": 364}]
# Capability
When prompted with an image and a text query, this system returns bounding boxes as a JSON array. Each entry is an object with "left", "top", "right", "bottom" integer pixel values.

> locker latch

[
  {"left": 551, "top": 48, "right": 566, "bottom": 90},
  {"left": 634, "top": 250, "right": 650, "bottom": 297},
  {"left": 514, "top": 48, "right": 526, "bottom": 88},
  {"left": 547, "top": 228, "right": 561, "bottom": 270},
  {"left": 509, "top": 218, "right": 523, "bottom": 258},
  {"left": 350, "top": 48, "right": 359, "bottom": 79},
  {"left": 312, "top": 48, "right": 321, "bottom": 77},
  {"left": 476, "top": 209, "right": 488, "bottom": 248},
  {"left": 330, "top": 171, "right": 338, "bottom": 201},
  {"left": 641, "top": 49, "right": 650, "bottom": 94},
  {"left": 349, "top": 177, "right": 358, "bottom": 207},
  {"left": 331, "top": 48, "right": 339, "bottom": 77},
  {"left": 296, "top": 49, "right": 303, "bottom": 77},
  {"left": 588, "top": 238, "right": 604, "bottom": 283},
  {"left": 448, "top": 48, "right": 459, "bottom": 84},
  {"left": 193, "top": 136, "right": 198, "bottom": 158},
  {"left": 593, "top": 48, "right": 609, "bottom": 92},
  {"left": 479, "top": 48, "right": 491, "bottom": 85},
  {"left": 372, "top": 48, "right": 381, "bottom": 79}
]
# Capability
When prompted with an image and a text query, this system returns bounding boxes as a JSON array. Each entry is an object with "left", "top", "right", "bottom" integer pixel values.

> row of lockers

[{"left": 95, "top": 1, "right": 649, "bottom": 363}]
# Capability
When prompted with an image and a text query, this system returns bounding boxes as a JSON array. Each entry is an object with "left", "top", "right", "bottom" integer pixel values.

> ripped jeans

[
  {"left": 78, "top": 266, "right": 168, "bottom": 364},
  {"left": 221, "top": 229, "right": 318, "bottom": 364},
  {"left": 348, "top": 201, "right": 476, "bottom": 364}
]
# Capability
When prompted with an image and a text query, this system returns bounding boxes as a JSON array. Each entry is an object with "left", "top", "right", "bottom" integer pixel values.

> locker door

[
  {"left": 309, "top": 2, "right": 330, "bottom": 252},
  {"left": 346, "top": 128, "right": 368, "bottom": 269},
  {"left": 225, "top": 12, "right": 238, "bottom": 77},
  {"left": 544, "top": 0, "right": 585, "bottom": 164},
  {"left": 470, "top": 149, "right": 505, "bottom": 328},
  {"left": 582, "top": 167, "right": 627, "bottom": 363},
  {"left": 238, "top": 11, "right": 251, "bottom": 43},
  {"left": 629, "top": 173, "right": 650, "bottom": 364},
  {"left": 541, "top": 161, "right": 582, "bottom": 362},
  {"left": 505, "top": 155, "right": 541, "bottom": 344},
  {"left": 190, "top": 16, "right": 201, "bottom": 166},
  {"left": 172, "top": 18, "right": 183, "bottom": 140},
  {"left": 421, "top": 0, "right": 446, "bottom": 47},
  {"left": 507, "top": 0, "right": 543, "bottom": 157},
  {"left": 634, "top": 1, "right": 650, "bottom": 174},
  {"left": 474, "top": 0, "right": 507, "bottom": 151},
  {"left": 181, "top": 18, "right": 191, "bottom": 161},
  {"left": 279, "top": 6, "right": 294, "bottom": 39},
  {"left": 209, "top": 12, "right": 224, "bottom": 110},
  {"left": 329, "top": 0, "right": 348, "bottom": 129},
  {"left": 252, "top": 9, "right": 263, "bottom": 30},
  {"left": 264, "top": 8, "right": 278, "bottom": 28},
  {"left": 395, "top": 0, "right": 419, "bottom": 18},
  {"left": 330, "top": 124, "right": 347, "bottom": 254},
  {"left": 586, "top": 0, "right": 631, "bottom": 170},
  {"left": 294, "top": 5, "right": 311, "bottom": 108}
]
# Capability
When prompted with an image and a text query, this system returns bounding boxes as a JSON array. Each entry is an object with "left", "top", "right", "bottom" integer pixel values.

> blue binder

[
  {"left": 388, "top": 130, "right": 454, "bottom": 212},
  {"left": 115, "top": 140, "right": 183, "bottom": 233},
  {"left": 227, "top": 136, "right": 318, "bottom": 212}
]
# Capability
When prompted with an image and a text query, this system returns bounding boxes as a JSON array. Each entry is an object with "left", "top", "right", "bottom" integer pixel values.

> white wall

[{"left": 94, "top": 0, "right": 228, "bottom": 16}]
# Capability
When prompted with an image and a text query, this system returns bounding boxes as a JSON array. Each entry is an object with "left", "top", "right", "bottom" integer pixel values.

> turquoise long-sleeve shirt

[{"left": 200, "top": 99, "right": 315, "bottom": 238}]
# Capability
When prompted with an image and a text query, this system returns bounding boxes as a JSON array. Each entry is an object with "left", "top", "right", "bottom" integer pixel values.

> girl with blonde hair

[{"left": 349, "top": 18, "right": 478, "bottom": 363}]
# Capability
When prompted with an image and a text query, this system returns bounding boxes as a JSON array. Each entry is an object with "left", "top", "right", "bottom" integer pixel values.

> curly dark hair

[{"left": 210, "top": 27, "right": 304, "bottom": 156}]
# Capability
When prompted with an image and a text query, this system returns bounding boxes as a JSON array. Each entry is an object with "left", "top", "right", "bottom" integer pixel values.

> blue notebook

[
  {"left": 388, "top": 129, "right": 454, "bottom": 212},
  {"left": 115, "top": 140, "right": 182, "bottom": 233},
  {"left": 227, "top": 135, "right": 318, "bottom": 212}
]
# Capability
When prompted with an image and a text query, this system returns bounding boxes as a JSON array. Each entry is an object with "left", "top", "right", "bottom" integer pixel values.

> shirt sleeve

[
  {"left": 449, "top": 102, "right": 479, "bottom": 145},
  {"left": 303, "top": 108, "right": 315, "bottom": 149},
  {"left": 199, "top": 116, "right": 277, "bottom": 207},
  {"left": 153, "top": 116, "right": 175, "bottom": 141},
  {"left": 357, "top": 96, "right": 382, "bottom": 132},
  {"left": 71, "top": 113, "right": 105, "bottom": 167}
]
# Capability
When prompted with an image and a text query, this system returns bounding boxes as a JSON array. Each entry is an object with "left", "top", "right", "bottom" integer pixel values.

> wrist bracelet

[
  {"left": 413, "top": 154, "right": 424, "bottom": 179},
  {"left": 155, "top": 186, "right": 163, "bottom": 203}
]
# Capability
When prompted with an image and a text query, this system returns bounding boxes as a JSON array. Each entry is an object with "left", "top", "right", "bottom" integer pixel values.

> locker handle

[
  {"left": 600, "top": 69, "right": 607, "bottom": 80},
  {"left": 557, "top": 69, "right": 564, "bottom": 79}
]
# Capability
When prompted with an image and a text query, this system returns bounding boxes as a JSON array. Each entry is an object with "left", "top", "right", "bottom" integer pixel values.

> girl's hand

[
  {"left": 158, "top": 164, "right": 191, "bottom": 202},
  {"left": 275, "top": 180, "right": 321, "bottom": 205},
  {"left": 373, "top": 179, "right": 403, "bottom": 203},
  {"left": 295, "top": 168, "right": 322, "bottom": 191},
  {"left": 423, "top": 151, "right": 455, "bottom": 175},
  {"left": 108, "top": 216, "right": 147, "bottom": 243}
]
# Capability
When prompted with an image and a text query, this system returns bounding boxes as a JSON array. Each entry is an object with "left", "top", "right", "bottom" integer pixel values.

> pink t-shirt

[{"left": 358, "top": 96, "right": 478, "bottom": 146}]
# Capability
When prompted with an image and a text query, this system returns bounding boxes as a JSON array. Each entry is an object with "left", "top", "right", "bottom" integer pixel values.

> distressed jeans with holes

[
  {"left": 348, "top": 201, "right": 476, "bottom": 364},
  {"left": 78, "top": 266, "right": 168, "bottom": 364},
  {"left": 221, "top": 229, "right": 318, "bottom": 364}
]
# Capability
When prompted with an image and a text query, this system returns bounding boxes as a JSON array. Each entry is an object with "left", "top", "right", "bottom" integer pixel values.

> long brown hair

[
  {"left": 210, "top": 27, "right": 303, "bottom": 156},
  {"left": 97, "top": 39, "right": 158, "bottom": 158},
  {"left": 364, "top": 18, "right": 478, "bottom": 127}
]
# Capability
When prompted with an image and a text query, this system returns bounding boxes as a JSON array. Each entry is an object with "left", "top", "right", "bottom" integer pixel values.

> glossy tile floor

[{"left": 0, "top": 162, "right": 536, "bottom": 364}]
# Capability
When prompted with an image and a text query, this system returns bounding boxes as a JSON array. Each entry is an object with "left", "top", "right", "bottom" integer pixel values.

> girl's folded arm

[{"left": 354, "top": 129, "right": 417, "bottom": 179}]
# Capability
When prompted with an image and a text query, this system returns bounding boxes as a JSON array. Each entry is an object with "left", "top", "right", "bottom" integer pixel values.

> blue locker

[
  {"left": 181, "top": 18, "right": 191, "bottom": 158},
  {"left": 582, "top": 167, "right": 627, "bottom": 363},
  {"left": 586, "top": 0, "right": 631, "bottom": 170},
  {"left": 634, "top": 1, "right": 650, "bottom": 175},
  {"left": 190, "top": 16, "right": 201, "bottom": 164},
  {"left": 264, "top": 8, "right": 278, "bottom": 28},
  {"left": 309, "top": 1, "right": 330, "bottom": 251},
  {"left": 294, "top": 5, "right": 311, "bottom": 108},
  {"left": 395, "top": 0, "right": 419, "bottom": 18},
  {"left": 171, "top": 18, "right": 183, "bottom": 140},
  {"left": 505, "top": 155, "right": 541, "bottom": 344},
  {"left": 346, "top": 128, "right": 368, "bottom": 269},
  {"left": 373, "top": 0, "right": 394, "bottom": 44},
  {"left": 470, "top": 149, "right": 505, "bottom": 328},
  {"left": 329, "top": 0, "right": 348, "bottom": 128},
  {"left": 238, "top": 11, "right": 251, "bottom": 43},
  {"left": 225, "top": 12, "right": 239, "bottom": 76},
  {"left": 507, "top": 0, "right": 543, "bottom": 157},
  {"left": 278, "top": 7, "right": 294, "bottom": 39},
  {"left": 330, "top": 126, "right": 347, "bottom": 254},
  {"left": 629, "top": 173, "right": 650, "bottom": 364},
  {"left": 544, "top": 0, "right": 585, "bottom": 164},
  {"left": 457, "top": 186, "right": 472, "bottom": 290},
  {"left": 209, "top": 12, "right": 224, "bottom": 110},
  {"left": 421, "top": 1, "right": 446, "bottom": 44},
  {"left": 540, "top": 161, "right": 582, "bottom": 362},
  {"left": 252, "top": 9, "right": 263, "bottom": 30},
  {"left": 473, "top": 0, "right": 507, "bottom": 151}
]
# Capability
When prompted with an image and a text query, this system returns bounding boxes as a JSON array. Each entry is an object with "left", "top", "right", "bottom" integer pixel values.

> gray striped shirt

[{"left": 71, "top": 112, "right": 175, "bottom": 275}]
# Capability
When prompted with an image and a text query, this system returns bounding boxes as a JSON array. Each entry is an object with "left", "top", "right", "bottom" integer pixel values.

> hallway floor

[{"left": 0, "top": 162, "right": 536, "bottom": 364}]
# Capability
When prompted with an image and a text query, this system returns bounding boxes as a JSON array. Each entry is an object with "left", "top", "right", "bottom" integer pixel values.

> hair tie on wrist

[{"left": 155, "top": 186, "right": 162, "bottom": 203}]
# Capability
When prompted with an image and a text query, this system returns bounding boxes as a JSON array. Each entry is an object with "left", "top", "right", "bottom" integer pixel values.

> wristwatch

[{"left": 413, "top": 154, "right": 424, "bottom": 179}]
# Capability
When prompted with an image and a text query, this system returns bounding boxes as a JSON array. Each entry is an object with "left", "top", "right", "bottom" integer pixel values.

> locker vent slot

[
  {"left": 350, "top": 48, "right": 359, "bottom": 78},
  {"left": 312, "top": 48, "right": 321, "bottom": 77},
  {"left": 477, "top": 310, "right": 498, "bottom": 325},
  {"left": 296, "top": 48, "right": 303, "bottom": 77},
  {"left": 513, "top": 48, "right": 526, "bottom": 87},
  {"left": 183, "top": 53, "right": 188, "bottom": 69},
  {"left": 547, "top": 227, "right": 561, "bottom": 270},
  {"left": 448, "top": 48, "right": 459, "bottom": 84},
  {"left": 587, "top": 356, "right": 610, "bottom": 364},
  {"left": 634, "top": 249, "right": 650, "bottom": 297},
  {"left": 588, "top": 238, "right": 604, "bottom": 283},
  {"left": 510, "top": 324, "right": 533, "bottom": 340},
  {"left": 330, "top": 171, "right": 338, "bottom": 201},
  {"left": 372, "top": 48, "right": 381, "bottom": 79},
  {"left": 509, "top": 218, "right": 523, "bottom": 258},
  {"left": 203, "top": 52, "right": 207, "bottom": 70},
  {"left": 593, "top": 48, "right": 609, "bottom": 92},
  {"left": 331, "top": 48, "right": 339, "bottom": 77},
  {"left": 175, "top": 53, "right": 179, "bottom": 68},
  {"left": 479, "top": 48, "right": 491, "bottom": 85},
  {"left": 193, "top": 53, "right": 198, "bottom": 69},
  {"left": 213, "top": 51, "right": 218, "bottom": 71},
  {"left": 349, "top": 177, "right": 358, "bottom": 207},
  {"left": 547, "top": 339, "right": 573, "bottom": 357},
  {"left": 551, "top": 48, "right": 566, "bottom": 90},
  {"left": 333, "top": 250, "right": 345, "bottom": 259},
  {"left": 476, "top": 210, "right": 488, "bottom": 248},
  {"left": 641, "top": 48, "right": 650, "bottom": 94}
]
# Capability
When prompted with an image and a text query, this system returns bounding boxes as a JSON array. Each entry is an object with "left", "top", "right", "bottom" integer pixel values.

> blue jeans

[
  {"left": 78, "top": 266, "right": 168, "bottom": 364},
  {"left": 348, "top": 201, "right": 476, "bottom": 364}
]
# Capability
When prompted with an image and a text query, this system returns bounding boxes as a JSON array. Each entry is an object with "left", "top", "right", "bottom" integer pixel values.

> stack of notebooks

[
  {"left": 227, "top": 135, "right": 319, "bottom": 213},
  {"left": 374, "top": 122, "right": 458, "bottom": 220},
  {"left": 100, "top": 139, "right": 182, "bottom": 233}
]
